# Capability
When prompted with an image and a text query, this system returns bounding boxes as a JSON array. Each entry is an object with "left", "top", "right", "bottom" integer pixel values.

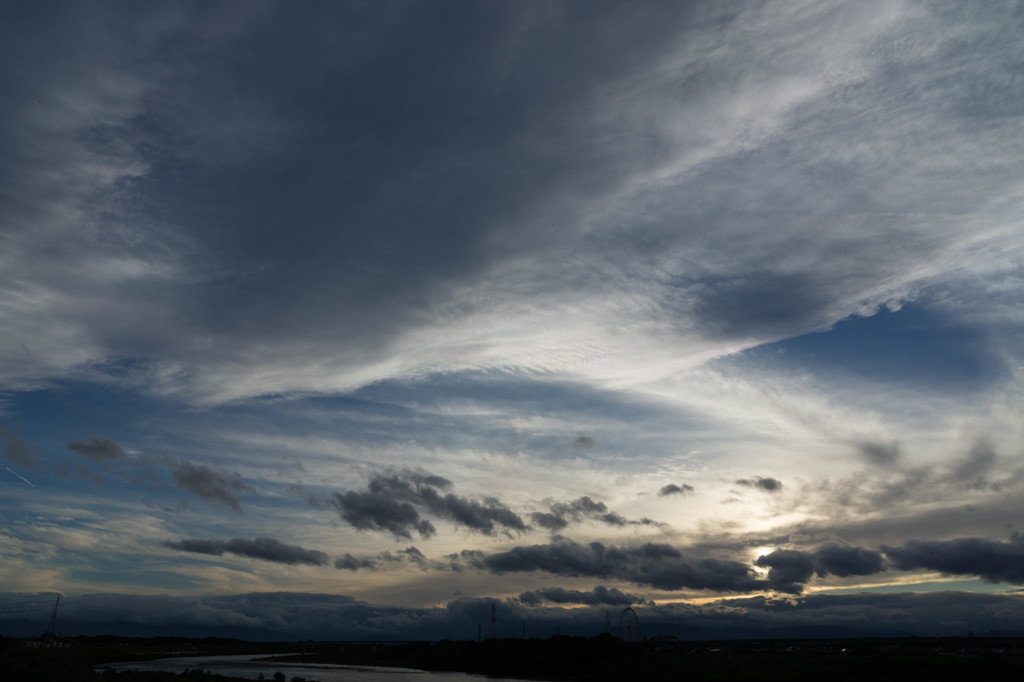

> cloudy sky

[{"left": 3, "top": 1, "right": 1024, "bottom": 640}]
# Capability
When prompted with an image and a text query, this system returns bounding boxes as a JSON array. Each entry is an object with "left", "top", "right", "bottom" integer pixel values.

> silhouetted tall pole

[{"left": 44, "top": 594, "right": 60, "bottom": 646}]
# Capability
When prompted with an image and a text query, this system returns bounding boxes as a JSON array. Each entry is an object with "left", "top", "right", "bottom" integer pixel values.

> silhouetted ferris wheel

[{"left": 619, "top": 607, "right": 639, "bottom": 642}]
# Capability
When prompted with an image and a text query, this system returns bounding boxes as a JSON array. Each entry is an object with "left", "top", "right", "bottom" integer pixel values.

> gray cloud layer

[
  {"left": 465, "top": 536, "right": 1022, "bottom": 595},
  {"left": 530, "top": 496, "right": 659, "bottom": 532},
  {"left": 1, "top": 1, "right": 1023, "bottom": 628},
  {"left": 883, "top": 535, "right": 1024, "bottom": 585},
  {"left": 1, "top": 1, "right": 1020, "bottom": 404},
  {"left": 735, "top": 477, "right": 783, "bottom": 493},
  {"left": 67, "top": 436, "right": 126, "bottom": 462},
  {"left": 477, "top": 541, "right": 765, "bottom": 592},
  {"left": 170, "top": 459, "right": 254, "bottom": 511},
  {"left": 754, "top": 537, "right": 1024, "bottom": 594},
  {"left": 334, "top": 546, "right": 455, "bottom": 573},
  {"left": 328, "top": 470, "right": 526, "bottom": 539},
  {"left": 0, "top": 428, "right": 44, "bottom": 469},
  {"left": 164, "top": 537, "right": 329, "bottom": 566},
  {"left": 517, "top": 586, "right": 651, "bottom": 607},
  {"left": 3, "top": 590, "right": 1023, "bottom": 641}
]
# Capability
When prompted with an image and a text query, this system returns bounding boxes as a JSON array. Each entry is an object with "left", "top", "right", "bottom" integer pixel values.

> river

[{"left": 100, "top": 652, "right": 541, "bottom": 682}]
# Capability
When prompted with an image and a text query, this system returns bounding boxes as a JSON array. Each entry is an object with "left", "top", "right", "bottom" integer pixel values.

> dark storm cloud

[
  {"left": 163, "top": 537, "right": 328, "bottom": 566},
  {"left": 517, "top": 585, "right": 651, "bottom": 607},
  {"left": 0, "top": 428, "right": 45, "bottom": 469},
  {"left": 529, "top": 512, "right": 568, "bottom": 532},
  {"left": 735, "top": 476, "right": 782, "bottom": 493},
  {"left": 334, "top": 553, "right": 380, "bottom": 571},
  {"left": 573, "top": 435, "right": 596, "bottom": 450},
  {"left": 334, "top": 546, "right": 450, "bottom": 572},
  {"left": 691, "top": 272, "right": 834, "bottom": 340},
  {"left": 752, "top": 535, "right": 1024, "bottom": 594},
  {"left": 25, "top": 0, "right": 702, "bottom": 406},
  {"left": 334, "top": 538, "right": 888, "bottom": 594},
  {"left": 855, "top": 440, "right": 901, "bottom": 467},
  {"left": 598, "top": 511, "right": 659, "bottom": 527},
  {"left": 329, "top": 489, "right": 436, "bottom": 540},
  {"left": 530, "top": 496, "right": 659, "bottom": 532},
  {"left": 329, "top": 469, "right": 525, "bottom": 539},
  {"left": 67, "top": 436, "right": 126, "bottom": 462},
  {"left": 754, "top": 544, "right": 887, "bottom": 594},
  {"left": 0, "top": 0, "right": 1021, "bottom": 412},
  {"left": 659, "top": 483, "right": 695, "bottom": 496},
  {"left": 813, "top": 543, "right": 885, "bottom": 577},
  {"left": 755, "top": 550, "right": 815, "bottom": 595},
  {"left": 477, "top": 541, "right": 765, "bottom": 592},
  {"left": 170, "top": 459, "right": 254, "bottom": 511},
  {"left": 883, "top": 535, "right": 1024, "bottom": 584},
  {"left": 520, "top": 585, "right": 647, "bottom": 606},
  {"left": 444, "top": 548, "right": 486, "bottom": 571}
]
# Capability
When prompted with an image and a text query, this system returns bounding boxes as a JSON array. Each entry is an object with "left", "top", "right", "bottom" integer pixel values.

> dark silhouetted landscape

[{"left": 6, "top": 633, "right": 1024, "bottom": 682}]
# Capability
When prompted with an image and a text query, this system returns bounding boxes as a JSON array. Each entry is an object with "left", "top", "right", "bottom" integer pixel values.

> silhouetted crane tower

[
  {"left": 489, "top": 603, "right": 497, "bottom": 639},
  {"left": 43, "top": 594, "right": 60, "bottom": 646}
]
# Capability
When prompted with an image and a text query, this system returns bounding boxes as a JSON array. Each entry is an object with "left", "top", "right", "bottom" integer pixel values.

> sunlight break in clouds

[{"left": 1, "top": 1, "right": 1024, "bottom": 640}]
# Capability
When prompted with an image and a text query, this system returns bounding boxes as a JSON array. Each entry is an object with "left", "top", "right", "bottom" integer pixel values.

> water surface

[{"left": 102, "top": 652, "right": 539, "bottom": 682}]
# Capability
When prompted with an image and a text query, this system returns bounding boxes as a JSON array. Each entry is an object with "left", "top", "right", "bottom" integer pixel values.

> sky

[{"left": 2, "top": 0, "right": 1024, "bottom": 641}]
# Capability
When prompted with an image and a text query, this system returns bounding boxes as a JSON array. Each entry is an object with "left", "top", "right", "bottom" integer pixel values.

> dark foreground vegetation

[
  {"left": 0, "top": 635, "right": 270, "bottom": 682},
  {"left": 4, "top": 632, "right": 1024, "bottom": 682},
  {"left": 267, "top": 633, "right": 1024, "bottom": 681}
]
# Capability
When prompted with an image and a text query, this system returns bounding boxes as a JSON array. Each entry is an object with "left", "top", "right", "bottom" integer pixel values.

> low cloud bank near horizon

[
  {"left": 517, "top": 585, "right": 653, "bottom": 607},
  {"left": 3, "top": 590, "right": 1023, "bottom": 641},
  {"left": 324, "top": 533, "right": 1024, "bottom": 596}
]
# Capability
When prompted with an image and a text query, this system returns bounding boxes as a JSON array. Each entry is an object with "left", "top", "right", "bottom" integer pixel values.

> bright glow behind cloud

[{"left": 1, "top": 0, "right": 1023, "bottom": 639}]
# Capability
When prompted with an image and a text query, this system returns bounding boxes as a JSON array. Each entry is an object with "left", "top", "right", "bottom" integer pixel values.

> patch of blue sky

[
  {"left": 352, "top": 369, "right": 674, "bottom": 422},
  {"left": 730, "top": 303, "right": 1002, "bottom": 391},
  {"left": 348, "top": 368, "right": 708, "bottom": 448},
  {"left": 250, "top": 370, "right": 708, "bottom": 464},
  {"left": 3, "top": 380, "right": 185, "bottom": 456},
  {"left": 5, "top": 365, "right": 715, "bottom": 476},
  {"left": 67, "top": 566, "right": 212, "bottom": 592}
]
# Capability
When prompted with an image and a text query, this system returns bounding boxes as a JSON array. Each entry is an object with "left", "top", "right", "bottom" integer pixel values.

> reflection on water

[{"left": 102, "top": 653, "right": 538, "bottom": 682}]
